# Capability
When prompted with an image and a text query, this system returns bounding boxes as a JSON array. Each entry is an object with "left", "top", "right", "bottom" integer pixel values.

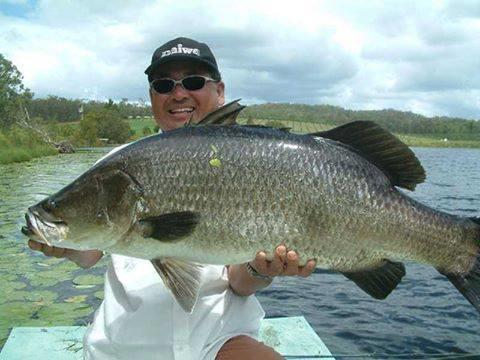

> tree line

[
  {"left": 2, "top": 52, "right": 479, "bottom": 141},
  {"left": 25, "top": 96, "right": 152, "bottom": 123},
  {"left": 242, "top": 103, "right": 480, "bottom": 137}
]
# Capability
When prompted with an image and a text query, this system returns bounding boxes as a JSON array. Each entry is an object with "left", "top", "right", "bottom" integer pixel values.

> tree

[
  {"left": 0, "top": 54, "right": 33, "bottom": 128},
  {"left": 80, "top": 107, "right": 131, "bottom": 144},
  {"left": 79, "top": 111, "right": 98, "bottom": 146}
]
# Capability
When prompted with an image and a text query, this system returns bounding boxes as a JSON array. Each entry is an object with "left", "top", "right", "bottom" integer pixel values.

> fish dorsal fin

[
  {"left": 194, "top": 99, "right": 245, "bottom": 126},
  {"left": 312, "top": 121, "right": 425, "bottom": 191},
  {"left": 151, "top": 258, "right": 204, "bottom": 313},
  {"left": 343, "top": 260, "right": 406, "bottom": 299}
]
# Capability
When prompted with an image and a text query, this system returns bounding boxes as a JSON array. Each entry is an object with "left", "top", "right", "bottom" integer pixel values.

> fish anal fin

[
  {"left": 137, "top": 211, "right": 200, "bottom": 241},
  {"left": 195, "top": 99, "right": 245, "bottom": 126},
  {"left": 343, "top": 260, "right": 406, "bottom": 299},
  {"left": 151, "top": 258, "right": 204, "bottom": 313},
  {"left": 312, "top": 121, "right": 425, "bottom": 191}
]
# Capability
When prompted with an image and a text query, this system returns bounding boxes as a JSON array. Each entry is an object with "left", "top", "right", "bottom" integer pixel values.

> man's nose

[{"left": 171, "top": 83, "right": 189, "bottom": 100}]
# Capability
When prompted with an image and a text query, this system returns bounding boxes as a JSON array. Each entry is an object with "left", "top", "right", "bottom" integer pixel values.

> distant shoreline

[{"left": 1, "top": 125, "right": 479, "bottom": 165}]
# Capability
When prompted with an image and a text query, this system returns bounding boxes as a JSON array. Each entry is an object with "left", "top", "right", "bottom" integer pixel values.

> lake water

[{"left": 0, "top": 147, "right": 479, "bottom": 358}]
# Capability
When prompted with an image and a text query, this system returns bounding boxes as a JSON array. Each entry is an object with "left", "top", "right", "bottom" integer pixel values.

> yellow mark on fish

[
  {"left": 209, "top": 158, "right": 222, "bottom": 167},
  {"left": 209, "top": 144, "right": 222, "bottom": 167}
]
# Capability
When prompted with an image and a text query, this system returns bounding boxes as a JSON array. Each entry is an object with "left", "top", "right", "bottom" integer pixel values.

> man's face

[{"left": 149, "top": 60, "right": 225, "bottom": 131}]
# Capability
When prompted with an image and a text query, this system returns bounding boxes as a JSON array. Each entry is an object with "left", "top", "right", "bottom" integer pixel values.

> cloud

[{"left": 0, "top": 0, "right": 479, "bottom": 119}]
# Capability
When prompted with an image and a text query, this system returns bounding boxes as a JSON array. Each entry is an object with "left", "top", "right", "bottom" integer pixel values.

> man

[{"left": 28, "top": 37, "right": 316, "bottom": 359}]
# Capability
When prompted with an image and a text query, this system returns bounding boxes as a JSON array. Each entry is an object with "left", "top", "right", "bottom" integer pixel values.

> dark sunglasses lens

[
  {"left": 182, "top": 76, "right": 206, "bottom": 91},
  {"left": 152, "top": 79, "right": 174, "bottom": 94}
]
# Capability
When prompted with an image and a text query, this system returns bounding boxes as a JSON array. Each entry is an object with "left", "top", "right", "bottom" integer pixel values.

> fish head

[{"left": 23, "top": 168, "right": 143, "bottom": 251}]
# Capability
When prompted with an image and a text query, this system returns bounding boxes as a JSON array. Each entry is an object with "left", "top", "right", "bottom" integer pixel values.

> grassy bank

[
  {"left": 2, "top": 117, "right": 478, "bottom": 165},
  {"left": 0, "top": 130, "right": 58, "bottom": 165},
  {"left": 398, "top": 134, "right": 480, "bottom": 148}
]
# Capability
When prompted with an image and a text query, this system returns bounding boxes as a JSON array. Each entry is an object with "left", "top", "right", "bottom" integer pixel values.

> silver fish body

[{"left": 23, "top": 103, "right": 480, "bottom": 313}]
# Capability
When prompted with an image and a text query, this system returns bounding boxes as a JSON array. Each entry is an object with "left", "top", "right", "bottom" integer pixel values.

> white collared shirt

[{"left": 83, "top": 256, "right": 265, "bottom": 360}]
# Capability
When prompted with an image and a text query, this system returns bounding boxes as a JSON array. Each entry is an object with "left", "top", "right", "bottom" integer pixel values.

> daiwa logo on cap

[{"left": 161, "top": 43, "right": 200, "bottom": 58}]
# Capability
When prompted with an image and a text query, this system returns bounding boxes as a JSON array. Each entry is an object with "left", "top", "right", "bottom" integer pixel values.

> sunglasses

[{"left": 150, "top": 75, "right": 218, "bottom": 94}]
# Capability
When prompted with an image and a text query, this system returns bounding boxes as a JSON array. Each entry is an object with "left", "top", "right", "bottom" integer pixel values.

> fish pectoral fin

[
  {"left": 151, "top": 258, "right": 204, "bottom": 313},
  {"left": 311, "top": 121, "right": 425, "bottom": 191},
  {"left": 195, "top": 99, "right": 245, "bottom": 126},
  {"left": 342, "top": 260, "right": 406, "bottom": 300},
  {"left": 137, "top": 211, "right": 200, "bottom": 242}
]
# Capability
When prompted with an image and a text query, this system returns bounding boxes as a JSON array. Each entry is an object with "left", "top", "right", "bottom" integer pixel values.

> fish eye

[{"left": 43, "top": 199, "right": 57, "bottom": 212}]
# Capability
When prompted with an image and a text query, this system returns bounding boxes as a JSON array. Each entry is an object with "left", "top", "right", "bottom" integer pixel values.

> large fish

[{"left": 22, "top": 101, "right": 480, "bottom": 313}]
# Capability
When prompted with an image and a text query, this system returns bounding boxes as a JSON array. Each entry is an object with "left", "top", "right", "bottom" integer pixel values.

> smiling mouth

[{"left": 168, "top": 107, "right": 195, "bottom": 115}]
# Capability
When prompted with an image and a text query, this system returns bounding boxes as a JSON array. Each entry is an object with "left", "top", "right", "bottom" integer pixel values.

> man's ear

[{"left": 216, "top": 81, "right": 225, "bottom": 106}]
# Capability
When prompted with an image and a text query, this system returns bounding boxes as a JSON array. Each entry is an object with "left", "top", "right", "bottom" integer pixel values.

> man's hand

[
  {"left": 227, "top": 245, "right": 316, "bottom": 296},
  {"left": 28, "top": 240, "right": 103, "bottom": 269},
  {"left": 250, "top": 245, "right": 316, "bottom": 278}
]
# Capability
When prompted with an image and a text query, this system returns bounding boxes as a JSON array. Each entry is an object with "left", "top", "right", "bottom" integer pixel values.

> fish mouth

[{"left": 22, "top": 208, "right": 68, "bottom": 246}]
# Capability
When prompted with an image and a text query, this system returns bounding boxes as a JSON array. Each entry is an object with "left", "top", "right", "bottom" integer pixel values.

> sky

[{"left": 1, "top": 0, "right": 479, "bottom": 119}]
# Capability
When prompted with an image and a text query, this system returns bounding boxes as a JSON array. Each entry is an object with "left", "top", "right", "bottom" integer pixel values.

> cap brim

[{"left": 145, "top": 55, "right": 218, "bottom": 76}]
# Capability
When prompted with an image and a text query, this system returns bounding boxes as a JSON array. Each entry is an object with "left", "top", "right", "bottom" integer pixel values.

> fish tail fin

[{"left": 440, "top": 216, "right": 480, "bottom": 313}]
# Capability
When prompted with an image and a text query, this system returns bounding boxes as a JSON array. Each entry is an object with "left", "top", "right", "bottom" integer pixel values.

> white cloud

[{"left": 0, "top": 0, "right": 479, "bottom": 119}]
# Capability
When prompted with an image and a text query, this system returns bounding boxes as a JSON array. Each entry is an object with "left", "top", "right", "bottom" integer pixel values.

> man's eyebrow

[{"left": 155, "top": 72, "right": 170, "bottom": 78}]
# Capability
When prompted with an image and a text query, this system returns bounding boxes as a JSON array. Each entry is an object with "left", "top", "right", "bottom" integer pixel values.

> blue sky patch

[{"left": 0, "top": 0, "right": 37, "bottom": 18}]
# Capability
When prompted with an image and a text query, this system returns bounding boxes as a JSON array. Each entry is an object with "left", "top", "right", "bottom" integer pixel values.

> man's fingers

[
  {"left": 51, "top": 247, "right": 67, "bottom": 258},
  {"left": 28, "top": 240, "right": 42, "bottom": 251},
  {"left": 283, "top": 250, "right": 299, "bottom": 276},
  {"left": 299, "top": 259, "right": 317, "bottom": 278},
  {"left": 267, "top": 245, "right": 286, "bottom": 276},
  {"left": 42, "top": 245, "right": 56, "bottom": 257},
  {"left": 28, "top": 240, "right": 66, "bottom": 258},
  {"left": 252, "top": 251, "right": 268, "bottom": 274}
]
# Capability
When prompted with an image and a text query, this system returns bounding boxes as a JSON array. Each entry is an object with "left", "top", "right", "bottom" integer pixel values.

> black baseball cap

[{"left": 145, "top": 37, "right": 221, "bottom": 81}]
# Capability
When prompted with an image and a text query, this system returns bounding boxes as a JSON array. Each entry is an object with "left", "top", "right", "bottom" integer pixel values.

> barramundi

[{"left": 22, "top": 101, "right": 480, "bottom": 313}]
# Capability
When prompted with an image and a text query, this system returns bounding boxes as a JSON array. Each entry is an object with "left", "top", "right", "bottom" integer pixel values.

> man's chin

[{"left": 164, "top": 112, "right": 199, "bottom": 130}]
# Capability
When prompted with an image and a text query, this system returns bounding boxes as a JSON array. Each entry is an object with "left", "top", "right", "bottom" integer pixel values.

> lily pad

[
  {"left": 36, "top": 302, "right": 94, "bottom": 322},
  {"left": 24, "top": 259, "right": 80, "bottom": 287},
  {"left": 94, "top": 290, "right": 104, "bottom": 300},
  {"left": 2, "top": 290, "right": 57, "bottom": 305},
  {"left": 23, "top": 290, "right": 58, "bottom": 304},
  {"left": 64, "top": 295, "right": 88, "bottom": 303},
  {"left": 72, "top": 275, "right": 103, "bottom": 286}
]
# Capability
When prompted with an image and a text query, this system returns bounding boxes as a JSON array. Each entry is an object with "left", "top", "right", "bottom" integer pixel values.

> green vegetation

[
  {"left": 241, "top": 103, "right": 480, "bottom": 139},
  {"left": 239, "top": 117, "right": 480, "bottom": 148},
  {"left": 0, "top": 238, "right": 107, "bottom": 348},
  {"left": 0, "top": 54, "right": 33, "bottom": 129},
  {"left": 398, "top": 134, "right": 480, "bottom": 148},
  {"left": 0, "top": 247, "right": 105, "bottom": 346},
  {"left": 0, "top": 128, "right": 57, "bottom": 164},
  {"left": 128, "top": 117, "right": 157, "bottom": 136},
  {"left": 26, "top": 96, "right": 152, "bottom": 123},
  {"left": 77, "top": 103, "right": 132, "bottom": 146}
]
